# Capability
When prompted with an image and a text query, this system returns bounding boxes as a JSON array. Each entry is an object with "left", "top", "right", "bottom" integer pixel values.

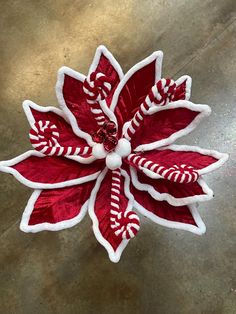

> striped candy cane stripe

[
  {"left": 124, "top": 78, "right": 176, "bottom": 140},
  {"left": 83, "top": 72, "right": 112, "bottom": 126},
  {"left": 29, "top": 120, "right": 92, "bottom": 156},
  {"left": 110, "top": 169, "right": 140, "bottom": 239},
  {"left": 127, "top": 153, "right": 199, "bottom": 184}
]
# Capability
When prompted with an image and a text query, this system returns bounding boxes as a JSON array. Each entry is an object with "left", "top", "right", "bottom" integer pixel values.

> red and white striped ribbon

[
  {"left": 127, "top": 153, "right": 199, "bottom": 184},
  {"left": 83, "top": 71, "right": 112, "bottom": 126},
  {"left": 29, "top": 120, "right": 92, "bottom": 156},
  {"left": 124, "top": 78, "right": 176, "bottom": 140},
  {"left": 110, "top": 169, "right": 140, "bottom": 239}
]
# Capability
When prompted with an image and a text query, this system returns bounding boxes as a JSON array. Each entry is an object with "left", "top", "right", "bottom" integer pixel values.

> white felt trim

[
  {"left": 88, "top": 45, "right": 124, "bottom": 80},
  {"left": 130, "top": 167, "right": 213, "bottom": 207},
  {"left": 23, "top": 100, "right": 94, "bottom": 164},
  {"left": 20, "top": 190, "right": 88, "bottom": 233},
  {"left": 158, "top": 144, "right": 229, "bottom": 175},
  {"left": 110, "top": 50, "right": 163, "bottom": 113},
  {"left": 133, "top": 100, "right": 211, "bottom": 152},
  {"left": 66, "top": 155, "right": 96, "bottom": 164},
  {"left": 88, "top": 167, "right": 134, "bottom": 263},
  {"left": 100, "top": 99, "right": 118, "bottom": 126},
  {"left": 175, "top": 75, "right": 192, "bottom": 100},
  {"left": 56, "top": 66, "right": 95, "bottom": 146},
  {"left": 23, "top": 99, "right": 68, "bottom": 124},
  {"left": 0, "top": 150, "right": 101, "bottom": 189},
  {"left": 134, "top": 201, "right": 206, "bottom": 235}
]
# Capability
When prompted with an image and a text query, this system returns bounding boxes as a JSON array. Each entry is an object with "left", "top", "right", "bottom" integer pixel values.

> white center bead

[
  {"left": 92, "top": 139, "right": 131, "bottom": 170},
  {"left": 106, "top": 138, "right": 131, "bottom": 170},
  {"left": 115, "top": 138, "right": 131, "bottom": 157}
]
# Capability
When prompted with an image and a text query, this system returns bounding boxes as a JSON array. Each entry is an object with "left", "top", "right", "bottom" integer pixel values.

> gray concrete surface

[{"left": 0, "top": 1, "right": 235, "bottom": 313}]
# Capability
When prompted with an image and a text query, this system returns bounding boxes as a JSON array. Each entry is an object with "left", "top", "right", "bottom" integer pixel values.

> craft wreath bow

[{"left": 0, "top": 45, "right": 228, "bottom": 262}]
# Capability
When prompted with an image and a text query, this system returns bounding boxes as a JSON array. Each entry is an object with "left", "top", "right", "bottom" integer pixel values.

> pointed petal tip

[
  {"left": 96, "top": 44, "right": 108, "bottom": 53},
  {"left": 108, "top": 252, "right": 122, "bottom": 263}
]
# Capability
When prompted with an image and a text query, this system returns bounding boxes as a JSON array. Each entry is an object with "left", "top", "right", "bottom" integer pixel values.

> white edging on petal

[
  {"left": 20, "top": 190, "right": 88, "bottom": 233},
  {"left": 0, "top": 150, "right": 100, "bottom": 189},
  {"left": 88, "top": 167, "right": 134, "bottom": 263},
  {"left": 23, "top": 100, "right": 94, "bottom": 164},
  {"left": 88, "top": 45, "right": 124, "bottom": 80},
  {"left": 130, "top": 167, "right": 213, "bottom": 207},
  {"left": 100, "top": 99, "right": 118, "bottom": 126},
  {"left": 66, "top": 155, "right": 96, "bottom": 164},
  {"left": 133, "top": 100, "right": 211, "bottom": 152},
  {"left": 158, "top": 144, "right": 229, "bottom": 175},
  {"left": 110, "top": 51, "right": 163, "bottom": 113},
  {"left": 134, "top": 200, "right": 206, "bottom": 235},
  {"left": 175, "top": 75, "right": 192, "bottom": 100},
  {"left": 56, "top": 66, "right": 94, "bottom": 146},
  {"left": 23, "top": 99, "right": 68, "bottom": 125}
]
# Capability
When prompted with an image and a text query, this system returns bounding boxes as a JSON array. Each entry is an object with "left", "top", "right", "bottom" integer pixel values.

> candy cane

[
  {"left": 110, "top": 169, "right": 140, "bottom": 239},
  {"left": 83, "top": 71, "right": 113, "bottom": 126},
  {"left": 124, "top": 78, "right": 176, "bottom": 140},
  {"left": 127, "top": 153, "right": 199, "bottom": 184},
  {"left": 29, "top": 120, "right": 92, "bottom": 156}
]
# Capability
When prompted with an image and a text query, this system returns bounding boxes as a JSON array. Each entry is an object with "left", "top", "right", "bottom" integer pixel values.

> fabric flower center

[{"left": 92, "top": 120, "right": 131, "bottom": 170}]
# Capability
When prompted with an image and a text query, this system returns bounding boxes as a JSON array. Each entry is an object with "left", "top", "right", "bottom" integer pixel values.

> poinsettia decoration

[{"left": 0, "top": 45, "right": 228, "bottom": 262}]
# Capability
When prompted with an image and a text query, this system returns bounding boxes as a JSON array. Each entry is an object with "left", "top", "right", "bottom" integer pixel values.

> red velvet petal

[
  {"left": 94, "top": 55, "right": 120, "bottom": 108},
  {"left": 62, "top": 73, "right": 98, "bottom": 135},
  {"left": 90, "top": 169, "right": 132, "bottom": 253},
  {"left": 28, "top": 105, "right": 90, "bottom": 150},
  {"left": 28, "top": 181, "right": 94, "bottom": 226},
  {"left": 172, "top": 76, "right": 191, "bottom": 101},
  {"left": 138, "top": 147, "right": 221, "bottom": 173},
  {"left": 130, "top": 107, "right": 199, "bottom": 151},
  {"left": 113, "top": 54, "right": 162, "bottom": 128},
  {"left": 135, "top": 170, "right": 206, "bottom": 199},
  {"left": 131, "top": 184, "right": 197, "bottom": 226},
  {"left": 11, "top": 153, "right": 103, "bottom": 187}
]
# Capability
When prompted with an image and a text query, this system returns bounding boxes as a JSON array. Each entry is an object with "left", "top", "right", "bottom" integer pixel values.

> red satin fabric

[
  {"left": 131, "top": 184, "right": 197, "bottom": 226},
  {"left": 130, "top": 107, "right": 198, "bottom": 150},
  {"left": 135, "top": 171, "right": 205, "bottom": 199},
  {"left": 114, "top": 59, "right": 157, "bottom": 131},
  {"left": 13, "top": 155, "right": 103, "bottom": 184},
  {"left": 29, "top": 180, "right": 95, "bottom": 225},
  {"left": 137, "top": 149, "right": 218, "bottom": 170},
  {"left": 93, "top": 170, "right": 128, "bottom": 251},
  {"left": 30, "top": 107, "right": 89, "bottom": 149}
]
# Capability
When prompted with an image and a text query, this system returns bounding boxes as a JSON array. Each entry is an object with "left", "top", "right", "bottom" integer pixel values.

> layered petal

[
  {"left": 56, "top": 46, "right": 123, "bottom": 143},
  {"left": 23, "top": 100, "right": 94, "bottom": 163},
  {"left": 129, "top": 101, "right": 211, "bottom": 152},
  {"left": 130, "top": 167, "right": 213, "bottom": 206},
  {"left": 131, "top": 145, "right": 229, "bottom": 176},
  {"left": 88, "top": 45, "right": 123, "bottom": 108},
  {"left": 0, "top": 150, "right": 103, "bottom": 189},
  {"left": 20, "top": 180, "right": 95, "bottom": 232},
  {"left": 110, "top": 51, "right": 163, "bottom": 129},
  {"left": 56, "top": 66, "right": 97, "bottom": 144},
  {"left": 131, "top": 184, "right": 205, "bottom": 235},
  {"left": 88, "top": 168, "right": 136, "bottom": 263},
  {"left": 172, "top": 75, "right": 192, "bottom": 101}
]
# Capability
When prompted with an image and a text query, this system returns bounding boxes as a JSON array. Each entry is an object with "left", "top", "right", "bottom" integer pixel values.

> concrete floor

[{"left": 0, "top": 0, "right": 236, "bottom": 313}]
